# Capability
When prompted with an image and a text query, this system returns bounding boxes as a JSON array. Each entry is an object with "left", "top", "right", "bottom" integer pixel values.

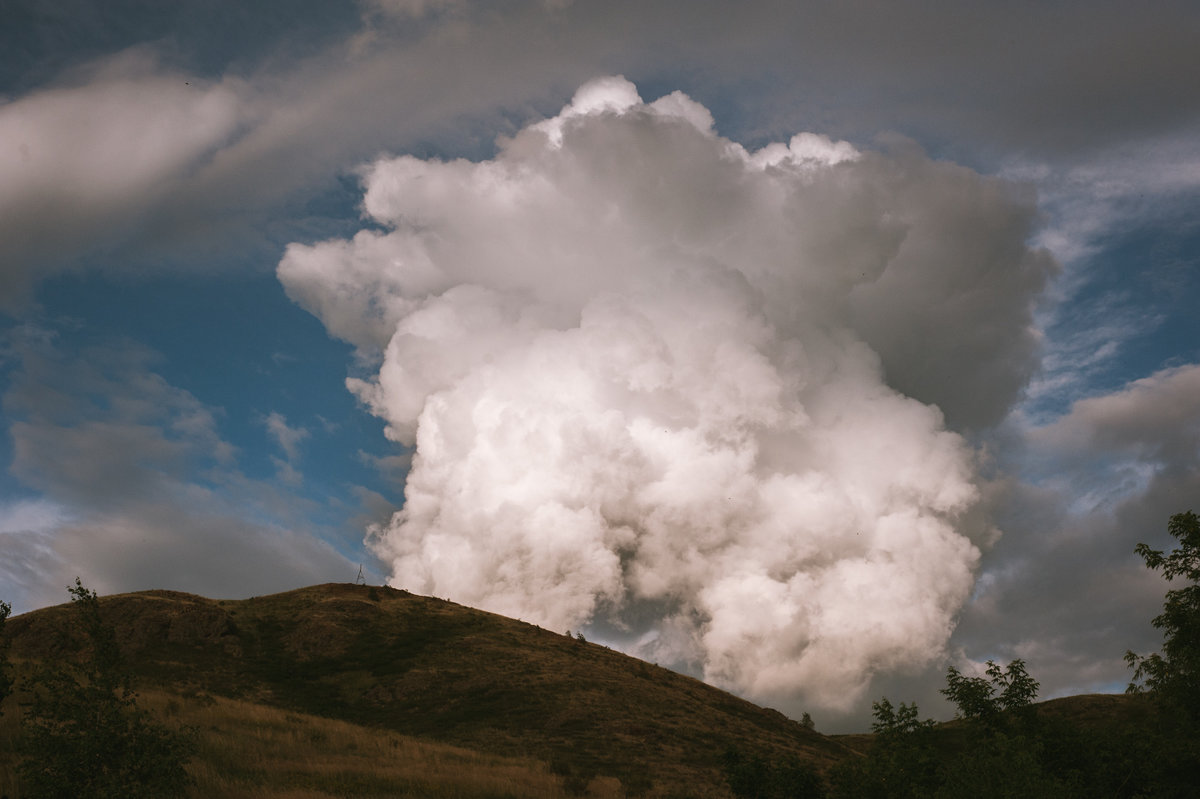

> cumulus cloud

[{"left": 278, "top": 78, "right": 1055, "bottom": 711}]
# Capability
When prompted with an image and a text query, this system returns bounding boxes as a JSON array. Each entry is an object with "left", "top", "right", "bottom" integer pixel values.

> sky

[{"left": 2, "top": 0, "right": 1199, "bottom": 733}]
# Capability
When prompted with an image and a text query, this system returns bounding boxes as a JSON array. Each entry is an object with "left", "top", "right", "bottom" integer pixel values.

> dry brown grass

[
  {"left": 2, "top": 686, "right": 625, "bottom": 799},
  {"left": 0, "top": 691, "right": 19, "bottom": 798},
  {"left": 3, "top": 584, "right": 852, "bottom": 796}
]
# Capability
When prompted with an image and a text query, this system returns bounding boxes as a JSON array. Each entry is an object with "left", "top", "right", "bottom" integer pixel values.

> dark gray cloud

[
  {"left": 846, "top": 149, "right": 1056, "bottom": 429},
  {"left": 687, "top": 1, "right": 1200, "bottom": 158},
  {"left": 951, "top": 366, "right": 1200, "bottom": 709},
  {"left": 0, "top": 0, "right": 362, "bottom": 91},
  {"left": 0, "top": 51, "right": 246, "bottom": 304},
  {"left": 3, "top": 1, "right": 1197, "bottom": 303}
]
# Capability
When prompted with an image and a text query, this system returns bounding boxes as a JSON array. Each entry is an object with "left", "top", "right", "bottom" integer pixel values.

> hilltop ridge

[{"left": 3, "top": 582, "right": 852, "bottom": 793}]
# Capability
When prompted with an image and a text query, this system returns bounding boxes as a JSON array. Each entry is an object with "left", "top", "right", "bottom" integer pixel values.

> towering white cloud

[{"left": 279, "top": 77, "right": 1051, "bottom": 710}]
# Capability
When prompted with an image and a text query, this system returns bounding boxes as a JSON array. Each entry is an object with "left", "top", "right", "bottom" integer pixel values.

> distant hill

[{"left": 2, "top": 582, "right": 855, "bottom": 796}]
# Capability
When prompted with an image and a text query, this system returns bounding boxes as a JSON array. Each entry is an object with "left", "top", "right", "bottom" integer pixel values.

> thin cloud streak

[{"left": 3, "top": 2, "right": 1197, "bottom": 301}]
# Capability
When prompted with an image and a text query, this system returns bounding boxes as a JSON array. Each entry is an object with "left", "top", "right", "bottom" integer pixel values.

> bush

[
  {"left": 1126, "top": 510, "right": 1200, "bottom": 719},
  {"left": 1123, "top": 510, "right": 1200, "bottom": 796},
  {"left": 723, "top": 746, "right": 826, "bottom": 799},
  {"left": 942, "top": 659, "right": 1039, "bottom": 734},
  {"left": 0, "top": 600, "right": 12, "bottom": 711},
  {"left": 17, "top": 579, "right": 194, "bottom": 799},
  {"left": 828, "top": 699, "right": 938, "bottom": 798}
]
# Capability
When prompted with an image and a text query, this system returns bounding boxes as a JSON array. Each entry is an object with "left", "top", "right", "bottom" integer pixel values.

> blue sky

[{"left": 2, "top": 0, "right": 1199, "bottom": 731}]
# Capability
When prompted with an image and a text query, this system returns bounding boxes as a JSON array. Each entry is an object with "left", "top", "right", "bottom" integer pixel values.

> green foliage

[
  {"left": 1126, "top": 510, "right": 1200, "bottom": 720},
  {"left": 66, "top": 578, "right": 122, "bottom": 688},
  {"left": 0, "top": 599, "right": 12, "bottom": 711},
  {"left": 829, "top": 699, "right": 938, "bottom": 798},
  {"left": 933, "top": 660, "right": 1056, "bottom": 796},
  {"left": 942, "top": 659, "right": 1039, "bottom": 733},
  {"left": 869, "top": 698, "right": 935, "bottom": 739},
  {"left": 832, "top": 662, "right": 1052, "bottom": 799},
  {"left": 1121, "top": 510, "right": 1200, "bottom": 796},
  {"left": 1033, "top": 714, "right": 1163, "bottom": 799},
  {"left": 932, "top": 731, "right": 1061, "bottom": 799},
  {"left": 722, "top": 747, "right": 826, "bottom": 799},
  {"left": 17, "top": 578, "right": 194, "bottom": 799}
]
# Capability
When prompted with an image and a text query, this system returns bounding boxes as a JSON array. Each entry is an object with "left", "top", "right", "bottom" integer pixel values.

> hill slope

[{"left": 4, "top": 582, "right": 852, "bottom": 794}]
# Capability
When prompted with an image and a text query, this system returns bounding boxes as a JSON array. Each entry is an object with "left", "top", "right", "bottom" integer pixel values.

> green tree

[
  {"left": 932, "top": 731, "right": 1061, "bottom": 799},
  {"left": 941, "top": 659, "right": 1039, "bottom": 733},
  {"left": 0, "top": 599, "right": 12, "bottom": 711},
  {"left": 937, "top": 660, "right": 1064, "bottom": 798},
  {"left": 723, "top": 747, "right": 826, "bottom": 799},
  {"left": 18, "top": 578, "right": 193, "bottom": 799},
  {"left": 1122, "top": 510, "right": 1200, "bottom": 797},
  {"left": 834, "top": 658, "right": 1160, "bottom": 798},
  {"left": 828, "top": 699, "right": 939, "bottom": 799},
  {"left": 1126, "top": 510, "right": 1200, "bottom": 719}
]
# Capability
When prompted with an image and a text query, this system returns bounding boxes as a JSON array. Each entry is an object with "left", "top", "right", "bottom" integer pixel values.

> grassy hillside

[
  {"left": 3, "top": 583, "right": 1164, "bottom": 798},
  {"left": 2, "top": 684, "right": 611, "bottom": 799},
  {"left": 2, "top": 583, "right": 851, "bottom": 797}
]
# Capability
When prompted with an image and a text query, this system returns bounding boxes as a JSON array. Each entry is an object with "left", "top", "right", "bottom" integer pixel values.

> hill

[{"left": 2, "top": 582, "right": 853, "bottom": 797}]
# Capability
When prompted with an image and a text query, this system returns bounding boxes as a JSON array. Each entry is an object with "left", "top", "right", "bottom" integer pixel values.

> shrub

[
  {"left": 724, "top": 746, "right": 826, "bottom": 798},
  {"left": 1126, "top": 510, "right": 1200, "bottom": 720},
  {"left": 17, "top": 579, "right": 195, "bottom": 799},
  {"left": 0, "top": 600, "right": 12, "bottom": 711}
]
